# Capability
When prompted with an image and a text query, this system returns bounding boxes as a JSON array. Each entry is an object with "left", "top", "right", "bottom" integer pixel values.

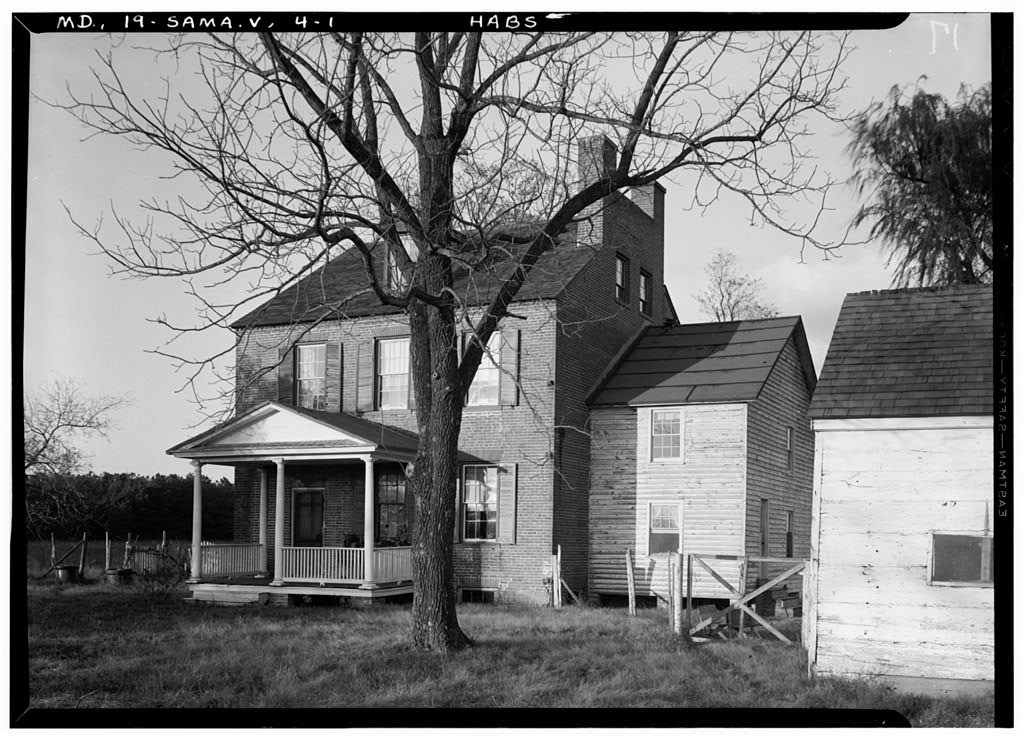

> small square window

[
  {"left": 460, "top": 588, "right": 495, "bottom": 604},
  {"left": 932, "top": 534, "right": 993, "bottom": 585}
]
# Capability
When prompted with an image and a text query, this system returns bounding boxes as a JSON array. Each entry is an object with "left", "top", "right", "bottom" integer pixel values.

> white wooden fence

[
  {"left": 280, "top": 546, "right": 412, "bottom": 585},
  {"left": 200, "top": 542, "right": 264, "bottom": 577}
]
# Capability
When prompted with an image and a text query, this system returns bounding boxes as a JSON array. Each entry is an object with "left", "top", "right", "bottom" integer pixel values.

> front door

[{"left": 293, "top": 488, "right": 324, "bottom": 547}]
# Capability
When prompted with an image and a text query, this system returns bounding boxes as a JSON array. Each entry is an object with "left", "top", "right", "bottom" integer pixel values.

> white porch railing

[
  {"left": 280, "top": 546, "right": 412, "bottom": 585},
  {"left": 200, "top": 542, "right": 264, "bottom": 577},
  {"left": 375, "top": 547, "right": 413, "bottom": 581}
]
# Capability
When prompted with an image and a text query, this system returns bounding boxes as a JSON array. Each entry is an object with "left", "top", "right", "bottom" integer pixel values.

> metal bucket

[
  {"left": 104, "top": 568, "right": 135, "bottom": 585},
  {"left": 56, "top": 565, "right": 80, "bottom": 584}
]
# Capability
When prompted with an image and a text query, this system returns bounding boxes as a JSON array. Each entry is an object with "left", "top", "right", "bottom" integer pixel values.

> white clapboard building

[{"left": 803, "top": 285, "right": 993, "bottom": 696}]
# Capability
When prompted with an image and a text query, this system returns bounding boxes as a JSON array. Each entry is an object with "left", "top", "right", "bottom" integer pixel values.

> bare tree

[
  {"left": 23, "top": 377, "right": 130, "bottom": 536},
  {"left": 59, "top": 30, "right": 851, "bottom": 651},
  {"left": 694, "top": 250, "right": 780, "bottom": 321}
]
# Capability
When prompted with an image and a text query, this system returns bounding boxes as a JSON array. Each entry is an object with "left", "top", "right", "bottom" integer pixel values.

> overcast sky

[{"left": 23, "top": 15, "right": 992, "bottom": 477}]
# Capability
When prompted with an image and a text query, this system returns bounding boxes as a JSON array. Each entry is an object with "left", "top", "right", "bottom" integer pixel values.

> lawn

[{"left": 21, "top": 573, "right": 993, "bottom": 724}]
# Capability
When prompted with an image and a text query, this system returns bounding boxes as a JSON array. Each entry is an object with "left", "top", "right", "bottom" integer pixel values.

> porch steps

[{"left": 189, "top": 588, "right": 270, "bottom": 606}]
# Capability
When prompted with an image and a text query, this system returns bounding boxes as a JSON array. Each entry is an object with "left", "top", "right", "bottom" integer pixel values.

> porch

[{"left": 168, "top": 402, "right": 424, "bottom": 602}]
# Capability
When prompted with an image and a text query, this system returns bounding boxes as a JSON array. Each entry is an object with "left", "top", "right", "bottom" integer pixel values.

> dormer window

[
  {"left": 295, "top": 344, "right": 327, "bottom": 410},
  {"left": 615, "top": 254, "right": 630, "bottom": 305}
]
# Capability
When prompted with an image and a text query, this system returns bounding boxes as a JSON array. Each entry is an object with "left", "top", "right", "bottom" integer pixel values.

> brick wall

[
  {"left": 553, "top": 182, "right": 667, "bottom": 595},
  {"left": 234, "top": 301, "right": 558, "bottom": 604}
]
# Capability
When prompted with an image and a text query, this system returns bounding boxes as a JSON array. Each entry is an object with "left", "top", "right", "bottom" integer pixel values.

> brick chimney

[{"left": 577, "top": 134, "right": 617, "bottom": 186}]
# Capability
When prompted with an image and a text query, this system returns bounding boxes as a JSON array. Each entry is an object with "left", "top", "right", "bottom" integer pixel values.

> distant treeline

[{"left": 24, "top": 472, "right": 233, "bottom": 540}]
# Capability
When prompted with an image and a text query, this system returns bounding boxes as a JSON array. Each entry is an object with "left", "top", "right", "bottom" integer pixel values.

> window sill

[
  {"left": 615, "top": 298, "right": 631, "bottom": 309},
  {"left": 649, "top": 457, "right": 685, "bottom": 464},
  {"left": 458, "top": 539, "right": 500, "bottom": 545}
]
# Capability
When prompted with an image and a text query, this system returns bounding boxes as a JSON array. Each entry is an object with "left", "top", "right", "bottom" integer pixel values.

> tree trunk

[{"left": 408, "top": 253, "right": 471, "bottom": 652}]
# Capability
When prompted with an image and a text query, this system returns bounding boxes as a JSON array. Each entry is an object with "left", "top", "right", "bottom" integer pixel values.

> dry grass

[{"left": 21, "top": 572, "right": 994, "bottom": 724}]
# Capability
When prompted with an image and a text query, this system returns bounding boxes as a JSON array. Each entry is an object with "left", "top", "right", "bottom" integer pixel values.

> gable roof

[
  {"left": 231, "top": 227, "right": 591, "bottom": 329},
  {"left": 588, "top": 316, "right": 816, "bottom": 407},
  {"left": 808, "top": 285, "right": 992, "bottom": 420}
]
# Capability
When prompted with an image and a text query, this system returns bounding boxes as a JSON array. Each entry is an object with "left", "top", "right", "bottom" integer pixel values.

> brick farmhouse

[{"left": 168, "top": 135, "right": 816, "bottom": 607}]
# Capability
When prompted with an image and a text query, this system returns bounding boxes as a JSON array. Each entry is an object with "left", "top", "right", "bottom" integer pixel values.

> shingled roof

[
  {"left": 588, "top": 316, "right": 815, "bottom": 407},
  {"left": 808, "top": 285, "right": 992, "bottom": 420},
  {"left": 231, "top": 227, "right": 589, "bottom": 329}
]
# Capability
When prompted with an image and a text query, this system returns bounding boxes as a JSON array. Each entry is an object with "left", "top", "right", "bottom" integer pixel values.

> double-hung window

[
  {"left": 377, "top": 337, "right": 410, "bottom": 409},
  {"left": 376, "top": 467, "right": 408, "bottom": 545},
  {"left": 651, "top": 409, "right": 682, "bottom": 460},
  {"left": 463, "top": 465, "right": 499, "bottom": 541},
  {"left": 639, "top": 270, "right": 652, "bottom": 316},
  {"left": 615, "top": 254, "right": 630, "bottom": 304},
  {"left": 466, "top": 332, "right": 501, "bottom": 407},
  {"left": 649, "top": 503, "right": 680, "bottom": 554},
  {"left": 295, "top": 344, "right": 327, "bottom": 410}
]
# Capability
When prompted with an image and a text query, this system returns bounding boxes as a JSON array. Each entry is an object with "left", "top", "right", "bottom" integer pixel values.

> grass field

[{"left": 21, "top": 566, "right": 994, "bottom": 723}]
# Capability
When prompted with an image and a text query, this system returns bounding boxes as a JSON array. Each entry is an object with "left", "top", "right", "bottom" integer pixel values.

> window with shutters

[
  {"left": 462, "top": 465, "right": 499, "bottom": 541},
  {"left": 467, "top": 332, "right": 501, "bottom": 407},
  {"left": 377, "top": 337, "right": 410, "bottom": 409},
  {"left": 295, "top": 344, "right": 327, "bottom": 410},
  {"left": 931, "top": 533, "right": 993, "bottom": 586},
  {"left": 615, "top": 253, "right": 630, "bottom": 304},
  {"left": 651, "top": 408, "right": 682, "bottom": 460}
]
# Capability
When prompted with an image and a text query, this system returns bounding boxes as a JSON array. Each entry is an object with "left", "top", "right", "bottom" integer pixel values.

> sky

[{"left": 22, "top": 15, "right": 993, "bottom": 477}]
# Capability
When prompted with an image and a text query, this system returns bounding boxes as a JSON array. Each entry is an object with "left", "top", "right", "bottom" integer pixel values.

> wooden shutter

[
  {"left": 277, "top": 347, "right": 294, "bottom": 405},
  {"left": 497, "top": 463, "right": 517, "bottom": 544},
  {"left": 325, "top": 343, "right": 342, "bottom": 413},
  {"left": 356, "top": 341, "right": 375, "bottom": 413},
  {"left": 498, "top": 329, "right": 520, "bottom": 407},
  {"left": 453, "top": 472, "right": 462, "bottom": 543}
]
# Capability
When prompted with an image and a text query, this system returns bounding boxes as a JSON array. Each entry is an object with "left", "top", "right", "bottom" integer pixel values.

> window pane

[
  {"left": 463, "top": 466, "right": 499, "bottom": 540},
  {"left": 651, "top": 410, "right": 681, "bottom": 459},
  {"left": 651, "top": 504, "right": 678, "bottom": 531},
  {"left": 933, "top": 534, "right": 990, "bottom": 583},
  {"left": 296, "top": 345, "right": 327, "bottom": 410},
  {"left": 378, "top": 338, "right": 410, "bottom": 409},
  {"left": 468, "top": 333, "right": 501, "bottom": 406}
]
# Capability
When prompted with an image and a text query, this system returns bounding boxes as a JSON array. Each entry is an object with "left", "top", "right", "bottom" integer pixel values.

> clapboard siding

[
  {"left": 588, "top": 403, "right": 747, "bottom": 599},
  {"left": 745, "top": 336, "right": 815, "bottom": 590},
  {"left": 808, "top": 419, "right": 994, "bottom": 684}
]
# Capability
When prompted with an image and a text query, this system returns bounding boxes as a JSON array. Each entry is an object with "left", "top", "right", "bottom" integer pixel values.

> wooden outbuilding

[
  {"left": 586, "top": 316, "right": 817, "bottom": 604},
  {"left": 803, "top": 285, "right": 993, "bottom": 696}
]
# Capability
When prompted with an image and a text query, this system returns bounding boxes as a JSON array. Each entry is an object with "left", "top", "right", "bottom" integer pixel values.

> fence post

[
  {"left": 738, "top": 556, "right": 748, "bottom": 638},
  {"left": 78, "top": 532, "right": 87, "bottom": 576},
  {"left": 667, "top": 553, "right": 674, "bottom": 625},
  {"left": 556, "top": 545, "right": 562, "bottom": 608},
  {"left": 105, "top": 531, "right": 111, "bottom": 571},
  {"left": 625, "top": 548, "right": 636, "bottom": 617},
  {"left": 673, "top": 552, "right": 684, "bottom": 635},
  {"left": 686, "top": 554, "right": 693, "bottom": 633}
]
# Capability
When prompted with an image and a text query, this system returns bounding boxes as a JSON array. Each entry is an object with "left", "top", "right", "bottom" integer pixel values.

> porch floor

[{"left": 188, "top": 575, "right": 413, "bottom": 605}]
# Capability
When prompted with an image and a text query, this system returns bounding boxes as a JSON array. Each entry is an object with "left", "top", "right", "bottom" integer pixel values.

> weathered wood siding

[
  {"left": 745, "top": 336, "right": 815, "bottom": 590},
  {"left": 588, "top": 403, "right": 747, "bottom": 599},
  {"left": 807, "top": 418, "right": 994, "bottom": 683}
]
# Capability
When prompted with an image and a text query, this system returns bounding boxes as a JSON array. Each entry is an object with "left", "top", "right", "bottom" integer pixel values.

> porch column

[
  {"left": 188, "top": 460, "right": 203, "bottom": 583},
  {"left": 256, "top": 468, "right": 268, "bottom": 578},
  {"left": 360, "top": 455, "right": 377, "bottom": 589},
  {"left": 270, "top": 458, "right": 286, "bottom": 586}
]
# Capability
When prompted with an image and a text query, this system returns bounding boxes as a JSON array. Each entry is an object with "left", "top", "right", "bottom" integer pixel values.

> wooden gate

[{"left": 686, "top": 554, "right": 806, "bottom": 644}]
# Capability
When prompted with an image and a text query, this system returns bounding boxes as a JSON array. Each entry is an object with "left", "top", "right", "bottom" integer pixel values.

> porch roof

[{"left": 167, "top": 401, "right": 429, "bottom": 464}]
